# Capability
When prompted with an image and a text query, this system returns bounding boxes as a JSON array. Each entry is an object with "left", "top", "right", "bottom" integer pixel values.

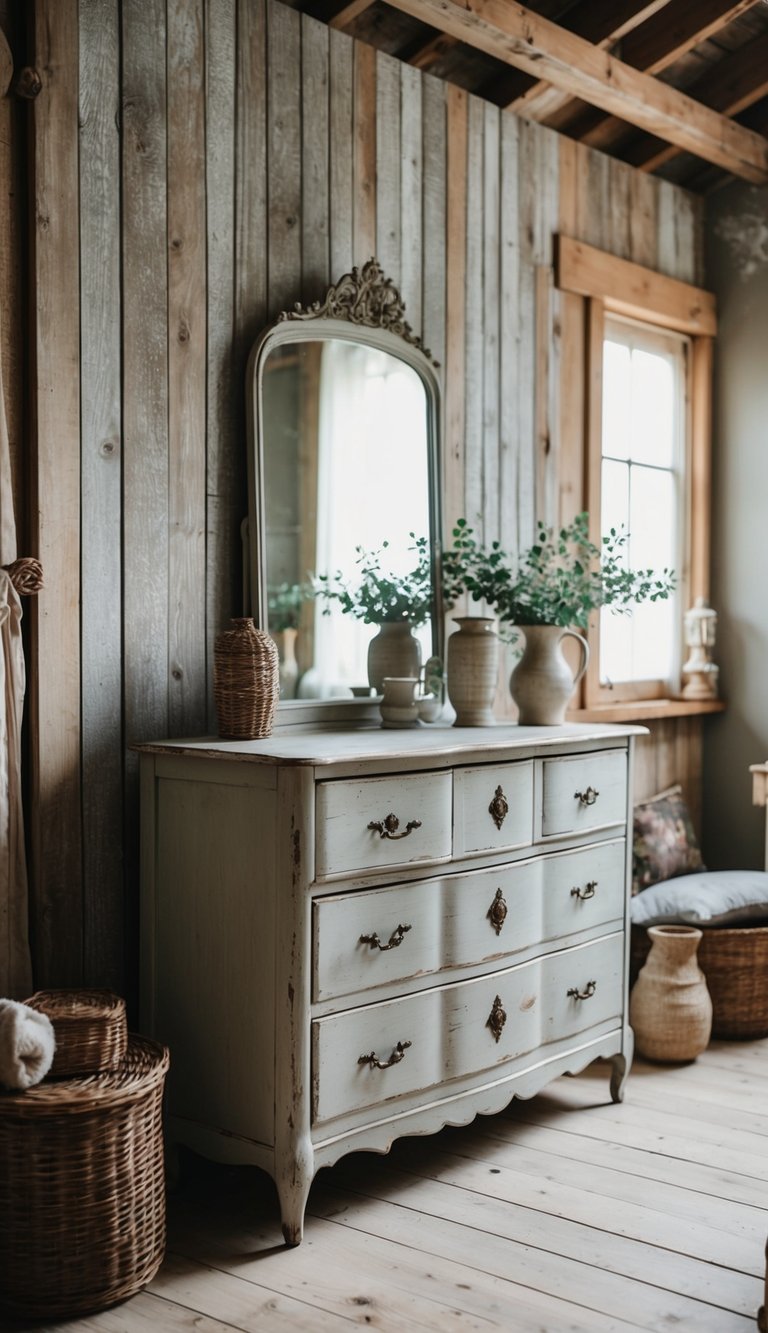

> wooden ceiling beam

[
  {"left": 329, "top": 0, "right": 377, "bottom": 30},
  {"left": 504, "top": 0, "right": 670, "bottom": 118},
  {"left": 383, "top": 0, "right": 768, "bottom": 183},
  {"left": 567, "top": 0, "right": 761, "bottom": 150},
  {"left": 626, "top": 30, "right": 768, "bottom": 172},
  {"left": 407, "top": 32, "right": 459, "bottom": 71}
]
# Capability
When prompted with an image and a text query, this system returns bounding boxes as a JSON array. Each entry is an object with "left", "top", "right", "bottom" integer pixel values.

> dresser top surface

[{"left": 136, "top": 721, "right": 646, "bottom": 768}]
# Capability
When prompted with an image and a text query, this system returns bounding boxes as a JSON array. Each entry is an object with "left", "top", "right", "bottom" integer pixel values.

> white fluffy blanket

[{"left": 0, "top": 998, "right": 55, "bottom": 1089}]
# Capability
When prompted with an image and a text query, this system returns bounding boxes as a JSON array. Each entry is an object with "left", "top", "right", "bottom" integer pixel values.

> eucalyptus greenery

[
  {"left": 443, "top": 512, "right": 675, "bottom": 630},
  {"left": 267, "top": 582, "right": 309, "bottom": 633},
  {"left": 312, "top": 535, "right": 433, "bottom": 627}
]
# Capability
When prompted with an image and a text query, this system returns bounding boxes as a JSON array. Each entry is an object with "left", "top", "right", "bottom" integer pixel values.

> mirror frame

[{"left": 245, "top": 259, "right": 443, "bottom": 722}]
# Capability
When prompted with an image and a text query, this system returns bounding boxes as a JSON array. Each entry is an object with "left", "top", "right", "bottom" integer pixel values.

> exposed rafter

[
  {"left": 626, "top": 29, "right": 768, "bottom": 173},
  {"left": 554, "top": 0, "right": 761, "bottom": 149},
  {"left": 329, "top": 0, "right": 376, "bottom": 30},
  {"left": 383, "top": 0, "right": 768, "bottom": 183},
  {"left": 502, "top": 0, "right": 670, "bottom": 120}
]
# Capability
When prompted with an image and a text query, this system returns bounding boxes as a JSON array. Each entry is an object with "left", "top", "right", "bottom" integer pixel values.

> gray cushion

[{"left": 630, "top": 869, "right": 768, "bottom": 927}]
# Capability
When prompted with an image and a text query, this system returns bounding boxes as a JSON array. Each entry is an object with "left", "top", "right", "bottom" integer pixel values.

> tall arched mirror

[{"left": 246, "top": 260, "right": 442, "bottom": 714}]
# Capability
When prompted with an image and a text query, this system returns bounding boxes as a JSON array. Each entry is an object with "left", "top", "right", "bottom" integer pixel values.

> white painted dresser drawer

[
  {"left": 453, "top": 761, "right": 534, "bottom": 856},
  {"left": 540, "top": 749, "right": 627, "bottom": 838},
  {"left": 312, "top": 838, "right": 626, "bottom": 1003},
  {"left": 315, "top": 771, "right": 452, "bottom": 878},
  {"left": 312, "top": 932, "right": 624, "bottom": 1124}
]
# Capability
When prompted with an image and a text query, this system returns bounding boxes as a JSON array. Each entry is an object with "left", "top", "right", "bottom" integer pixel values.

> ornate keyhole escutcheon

[
  {"left": 487, "top": 994, "right": 507, "bottom": 1043},
  {"left": 488, "top": 785, "right": 509, "bottom": 831},
  {"left": 488, "top": 888, "right": 508, "bottom": 935}
]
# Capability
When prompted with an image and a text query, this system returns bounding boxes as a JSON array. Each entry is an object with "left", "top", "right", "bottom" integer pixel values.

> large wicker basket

[
  {"left": 25, "top": 988, "right": 128, "bottom": 1076},
  {"left": 0, "top": 1035, "right": 169, "bottom": 1319},
  {"left": 631, "top": 922, "right": 768, "bottom": 1040}
]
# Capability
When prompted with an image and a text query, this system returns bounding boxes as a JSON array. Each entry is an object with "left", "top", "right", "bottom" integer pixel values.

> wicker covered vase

[
  {"left": 629, "top": 924, "right": 713, "bottom": 1062},
  {"left": 214, "top": 617, "right": 279, "bottom": 739}
]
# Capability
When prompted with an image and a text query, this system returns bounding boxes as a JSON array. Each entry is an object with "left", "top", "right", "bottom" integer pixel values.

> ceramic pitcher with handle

[{"left": 509, "top": 624, "right": 589, "bottom": 725}]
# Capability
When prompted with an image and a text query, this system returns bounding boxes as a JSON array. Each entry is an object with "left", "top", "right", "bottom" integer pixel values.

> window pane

[
  {"left": 629, "top": 349, "right": 675, "bottom": 468},
  {"left": 629, "top": 465, "right": 676, "bottom": 572},
  {"left": 601, "top": 458, "right": 629, "bottom": 543},
  {"left": 602, "top": 341, "right": 631, "bottom": 461}
]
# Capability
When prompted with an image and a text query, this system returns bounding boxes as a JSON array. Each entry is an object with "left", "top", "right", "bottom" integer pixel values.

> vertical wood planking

[
  {"left": 482, "top": 102, "right": 500, "bottom": 546},
  {"left": 79, "top": 0, "right": 123, "bottom": 985},
  {"left": 516, "top": 118, "right": 536, "bottom": 544},
  {"left": 421, "top": 74, "right": 446, "bottom": 371},
  {"left": 444, "top": 84, "right": 467, "bottom": 537},
  {"left": 532, "top": 128, "right": 559, "bottom": 528},
  {"left": 376, "top": 52, "right": 401, "bottom": 284},
  {"left": 168, "top": 0, "right": 207, "bottom": 739},
  {"left": 556, "top": 134, "right": 585, "bottom": 527},
  {"left": 400, "top": 62, "right": 422, "bottom": 332},
  {"left": 122, "top": 0, "right": 169, "bottom": 751},
  {"left": 607, "top": 158, "right": 633, "bottom": 262},
  {"left": 629, "top": 168, "right": 658, "bottom": 268},
  {"left": 301, "top": 14, "right": 330, "bottom": 301},
  {"left": 205, "top": 0, "right": 237, "bottom": 711},
  {"left": 267, "top": 2, "right": 301, "bottom": 319},
  {"left": 29, "top": 0, "right": 83, "bottom": 984},
  {"left": 0, "top": 0, "right": 23, "bottom": 530},
  {"left": 329, "top": 29, "right": 353, "bottom": 279},
  {"left": 463, "top": 96, "right": 484, "bottom": 534},
  {"left": 499, "top": 112, "right": 520, "bottom": 556},
  {"left": 656, "top": 178, "right": 679, "bottom": 278},
  {"left": 352, "top": 42, "right": 375, "bottom": 264}
]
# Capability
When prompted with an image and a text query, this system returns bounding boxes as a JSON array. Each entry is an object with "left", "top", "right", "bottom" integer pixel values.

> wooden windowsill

[{"left": 567, "top": 698, "right": 726, "bottom": 723}]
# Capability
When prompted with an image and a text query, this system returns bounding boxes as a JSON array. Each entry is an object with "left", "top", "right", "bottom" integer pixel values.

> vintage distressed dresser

[{"left": 140, "top": 720, "right": 641, "bottom": 1244}]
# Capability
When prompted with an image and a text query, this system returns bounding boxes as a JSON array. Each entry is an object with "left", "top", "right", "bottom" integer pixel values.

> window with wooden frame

[{"left": 555, "top": 236, "right": 715, "bottom": 716}]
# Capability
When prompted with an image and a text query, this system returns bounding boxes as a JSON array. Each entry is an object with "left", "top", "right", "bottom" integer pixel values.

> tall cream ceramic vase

[
  {"left": 509, "top": 624, "right": 589, "bottom": 725},
  {"left": 367, "top": 621, "right": 422, "bottom": 693},
  {"left": 629, "top": 925, "right": 713, "bottom": 1062},
  {"left": 446, "top": 617, "right": 499, "bottom": 726}
]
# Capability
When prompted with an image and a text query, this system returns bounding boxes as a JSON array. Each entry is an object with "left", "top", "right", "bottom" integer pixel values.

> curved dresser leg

[
  {"left": 609, "top": 1053, "right": 629, "bottom": 1104},
  {"left": 276, "top": 1141, "right": 314, "bottom": 1247}
]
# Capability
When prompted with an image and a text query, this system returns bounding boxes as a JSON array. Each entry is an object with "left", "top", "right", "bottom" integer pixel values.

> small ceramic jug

[
  {"left": 380, "top": 676, "right": 420, "bottom": 729},
  {"left": 509, "top": 624, "right": 589, "bottom": 725}
]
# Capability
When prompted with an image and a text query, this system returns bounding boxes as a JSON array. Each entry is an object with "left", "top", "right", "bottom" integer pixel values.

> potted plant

[
  {"left": 443, "top": 513, "right": 675, "bottom": 724},
  {"left": 312, "top": 536, "right": 433, "bottom": 691}
]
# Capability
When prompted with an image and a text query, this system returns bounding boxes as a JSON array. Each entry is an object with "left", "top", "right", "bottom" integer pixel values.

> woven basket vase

[
  {"left": 214, "top": 617, "right": 279, "bottom": 739},
  {"left": 25, "top": 988, "right": 127, "bottom": 1076},
  {"left": 0, "top": 1035, "right": 169, "bottom": 1319}
]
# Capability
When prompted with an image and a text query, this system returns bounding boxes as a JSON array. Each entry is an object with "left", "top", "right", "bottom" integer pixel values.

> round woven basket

[
  {"left": 631, "top": 922, "right": 768, "bottom": 1039},
  {"left": 214, "top": 617, "right": 279, "bottom": 739},
  {"left": 0, "top": 1035, "right": 169, "bottom": 1319},
  {"left": 25, "top": 988, "right": 128, "bottom": 1076}
]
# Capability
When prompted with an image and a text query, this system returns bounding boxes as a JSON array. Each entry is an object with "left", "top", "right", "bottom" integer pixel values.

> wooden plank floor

[{"left": 2, "top": 1040, "right": 766, "bottom": 1331}]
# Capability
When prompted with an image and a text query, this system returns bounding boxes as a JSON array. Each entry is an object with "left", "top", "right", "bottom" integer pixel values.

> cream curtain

[{"left": 0, "top": 335, "right": 32, "bottom": 997}]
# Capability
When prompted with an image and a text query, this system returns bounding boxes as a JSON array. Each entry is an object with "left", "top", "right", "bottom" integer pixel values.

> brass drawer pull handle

[
  {"left": 360, "top": 923, "right": 412, "bottom": 951},
  {"left": 567, "top": 980, "right": 597, "bottom": 1001},
  {"left": 575, "top": 786, "right": 599, "bottom": 806},
  {"left": 358, "top": 1040, "right": 412, "bottom": 1070},
  {"left": 487, "top": 994, "right": 507, "bottom": 1043},
  {"left": 368, "top": 813, "right": 422, "bottom": 840},
  {"left": 488, "top": 786, "right": 509, "bottom": 830},
  {"left": 571, "top": 880, "right": 597, "bottom": 902},
  {"left": 488, "top": 888, "right": 508, "bottom": 935}
]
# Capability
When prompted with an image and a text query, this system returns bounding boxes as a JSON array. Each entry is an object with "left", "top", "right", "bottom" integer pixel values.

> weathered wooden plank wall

[{"left": 22, "top": 0, "right": 706, "bottom": 990}]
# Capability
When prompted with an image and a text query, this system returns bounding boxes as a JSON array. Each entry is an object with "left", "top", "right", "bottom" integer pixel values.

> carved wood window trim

[{"left": 555, "top": 236, "right": 715, "bottom": 711}]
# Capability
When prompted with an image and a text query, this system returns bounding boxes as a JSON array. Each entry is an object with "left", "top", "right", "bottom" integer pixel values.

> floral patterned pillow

[{"left": 632, "top": 785, "right": 706, "bottom": 896}]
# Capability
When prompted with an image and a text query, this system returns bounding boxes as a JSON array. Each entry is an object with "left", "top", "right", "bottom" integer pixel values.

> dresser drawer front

[
  {"left": 454, "top": 761, "right": 534, "bottom": 856},
  {"left": 313, "top": 839, "right": 626, "bottom": 1003},
  {"left": 312, "top": 933, "right": 624, "bottom": 1123},
  {"left": 541, "top": 749, "right": 627, "bottom": 837},
  {"left": 315, "top": 771, "right": 452, "bottom": 878}
]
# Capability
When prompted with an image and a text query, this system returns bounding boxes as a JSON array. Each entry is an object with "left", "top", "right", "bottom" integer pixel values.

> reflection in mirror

[{"left": 260, "top": 336, "right": 434, "bottom": 701}]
